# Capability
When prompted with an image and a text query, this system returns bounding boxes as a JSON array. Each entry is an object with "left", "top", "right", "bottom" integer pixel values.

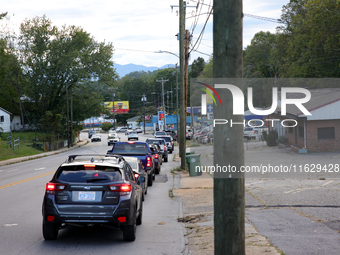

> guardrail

[
  {"left": 13, "top": 138, "right": 20, "bottom": 151},
  {"left": 6, "top": 136, "right": 12, "bottom": 149}
]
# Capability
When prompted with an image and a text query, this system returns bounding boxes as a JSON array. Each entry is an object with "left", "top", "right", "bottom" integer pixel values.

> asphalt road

[
  {"left": 194, "top": 143, "right": 340, "bottom": 255},
  {"left": 0, "top": 132, "right": 185, "bottom": 255}
]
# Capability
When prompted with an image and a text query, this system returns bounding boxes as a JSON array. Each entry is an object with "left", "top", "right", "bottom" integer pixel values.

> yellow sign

[{"left": 105, "top": 101, "right": 129, "bottom": 114}]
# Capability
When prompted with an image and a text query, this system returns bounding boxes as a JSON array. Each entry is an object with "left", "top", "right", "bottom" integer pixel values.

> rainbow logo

[{"left": 197, "top": 82, "right": 222, "bottom": 115}]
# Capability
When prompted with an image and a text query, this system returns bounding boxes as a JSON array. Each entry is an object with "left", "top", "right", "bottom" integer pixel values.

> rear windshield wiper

[{"left": 86, "top": 178, "right": 109, "bottom": 182}]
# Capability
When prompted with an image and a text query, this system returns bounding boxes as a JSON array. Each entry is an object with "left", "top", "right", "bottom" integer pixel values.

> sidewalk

[
  {"left": 173, "top": 171, "right": 281, "bottom": 255},
  {"left": 0, "top": 139, "right": 88, "bottom": 167}
]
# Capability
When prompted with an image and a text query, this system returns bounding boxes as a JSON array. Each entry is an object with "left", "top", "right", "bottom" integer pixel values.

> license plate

[{"left": 78, "top": 191, "right": 95, "bottom": 201}]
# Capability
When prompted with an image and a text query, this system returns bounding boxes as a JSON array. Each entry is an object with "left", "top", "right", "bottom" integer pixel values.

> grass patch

[
  {"left": 169, "top": 189, "right": 174, "bottom": 198},
  {"left": 0, "top": 131, "right": 67, "bottom": 161}
]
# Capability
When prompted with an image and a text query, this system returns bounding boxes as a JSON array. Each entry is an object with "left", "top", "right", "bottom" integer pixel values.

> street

[{"left": 0, "top": 132, "right": 185, "bottom": 255}]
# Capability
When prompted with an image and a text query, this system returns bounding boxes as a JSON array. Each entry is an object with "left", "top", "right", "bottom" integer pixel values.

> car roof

[{"left": 60, "top": 155, "right": 125, "bottom": 168}]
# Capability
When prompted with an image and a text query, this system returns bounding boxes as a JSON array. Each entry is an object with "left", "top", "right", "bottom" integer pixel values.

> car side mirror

[{"left": 107, "top": 150, "right": 112, "bottom": 154}]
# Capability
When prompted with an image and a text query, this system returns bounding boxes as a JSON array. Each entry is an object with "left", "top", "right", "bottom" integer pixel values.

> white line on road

[
  {"left": 34, "top": 167, "right": 46, "bottom": 171},
  {"left": 7, "top": 169, "right": 19, "bottom": 172},
  {"left": 284, "top": 180, "right": 334, "bottom": 194}
]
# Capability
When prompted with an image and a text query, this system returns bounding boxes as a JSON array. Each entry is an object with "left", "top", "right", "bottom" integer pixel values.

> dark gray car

[
  {"left": 145, "top": 138, "right": 168, "bottom": 162},
  {"left": 42, "top": 154, "right": 144, "bottom": 242}
]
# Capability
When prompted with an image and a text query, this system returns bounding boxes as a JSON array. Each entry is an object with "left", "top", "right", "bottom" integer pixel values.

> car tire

[
  {"left": 147, "top": 173, "right": 153, "bottom": 186},
  {"left": 155, "top": 166, "right": 160, "bottom": 174},
  {"left": 153, "top": 170, "right": 155, "bottom": 180},
  {"left": 42, "top": 222, "right": 58, "bottom": 240},
  {"left": 136, "top": 203, "right": 143, "bottom": 226},
  {"left": 164, "top": 157, "right": 168, "bottom": 162},
  {"left": 123, "top": 214, "right": 136, "bottom": 241}
]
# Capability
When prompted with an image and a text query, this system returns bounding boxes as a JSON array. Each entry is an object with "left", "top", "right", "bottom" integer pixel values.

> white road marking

[
  {"left": 34, "top": 167, "right": 46, "bottom": 171},
  {"left": 284, "top": 180, "right": 334, "bottom": 194},
  {"left": 7, "top": 169, "right": 19, "bottom": 172}
]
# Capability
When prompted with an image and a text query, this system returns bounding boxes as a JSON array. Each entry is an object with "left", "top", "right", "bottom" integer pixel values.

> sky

[{"left": 1, "top": 0, "right": 289, "bottom": 68}]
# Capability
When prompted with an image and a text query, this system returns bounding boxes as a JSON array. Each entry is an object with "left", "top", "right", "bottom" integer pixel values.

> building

[
  {"left": 0, "top": 107, "right": 12, "bottom": 133},
  {"left": 269, "top": 88, "right": 340, "bottom": 153}
]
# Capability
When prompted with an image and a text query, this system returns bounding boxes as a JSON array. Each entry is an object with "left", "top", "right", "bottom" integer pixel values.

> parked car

[
  {"left": 91, "top": 134, "right": 101, "bottom": 142},
  {"left": 119, "top": 127, "right": 128, "bottom": 133},
  {"left": 157, "top": 135, "right": 174, "bottom": 153},
  {"left": 148, "top": 144, "right": 162, "bottom": 174},
  {"left": 135, "top": 128, "right": 142, "bottom": 133},
  {"left": 42, "top": 154, "right": 144, "bottom": 241},
  {"left": 107, "top": 133, "right": 120, "bottom": 146},
  {"left": 123, "top": 156, "right": 148, "bottom": 201},
  {"left": 145, "top": 138, "right": 168, "bottom": 162},
  {"left": 108, "top": 142, "right": 155, "bottom": 186},
  {"left": 88, "top": 130, "right": 96, "bottom": 138},
  {"left": 128, "top": 131, "right": 139, "bottom": 141},
  {"left": 186, "top": 128, "right": 193, "bottom": 140}
]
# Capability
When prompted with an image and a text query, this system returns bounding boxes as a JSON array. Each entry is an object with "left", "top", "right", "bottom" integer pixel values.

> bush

[
  {"left": 101, "top": 122, "right": 113, "bottom": 132},
  {"left": 266, "top": 130, "right": 278, "bottom": 147},
  {"left": 277, "top": 136, "right": 288, "bottom": 144}
]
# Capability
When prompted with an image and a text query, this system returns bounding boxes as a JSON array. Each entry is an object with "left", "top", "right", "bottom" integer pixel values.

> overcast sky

[{"left": 1, "top": 0, "right": 288, "bottom": 67}]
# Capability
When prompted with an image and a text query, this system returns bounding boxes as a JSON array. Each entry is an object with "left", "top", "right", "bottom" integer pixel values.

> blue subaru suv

[{"left": 42, "top": 154, "right": 144, "bottom": 241}]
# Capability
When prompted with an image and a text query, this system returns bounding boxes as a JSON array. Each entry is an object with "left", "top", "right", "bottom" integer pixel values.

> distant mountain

[{"left": 114, "top": 63, "right": 175, "bottom": 78}]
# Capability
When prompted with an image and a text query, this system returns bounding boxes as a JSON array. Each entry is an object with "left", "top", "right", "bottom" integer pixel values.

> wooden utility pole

[
  {"left": 179, "top": 0, "right": 186, "bottom": 169},
  {"left": 213, "top": 0, "right": 244, "bottom": 254}
]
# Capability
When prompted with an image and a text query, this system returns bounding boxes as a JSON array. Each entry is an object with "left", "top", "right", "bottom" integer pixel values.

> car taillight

[
  {"left": 171, "top": 141, "right": 174, "bottom": 145},
  {"left": 164, "top": 145, "right": 167, "bottom": 151},
  {"left": 146, "top": 156, "right": 151, "bottom": 167},
  {"left": 155, "top": 154, "right": 159, "bottom": 159},
  {"left": 134, "top": 173, "right": 139, "bottom": 179},
  {"left": 46, "top": 183, "right": 66, "bottom": 192},
  {"left": 108, "top": 184, "right": 132, "bottom": 195}
]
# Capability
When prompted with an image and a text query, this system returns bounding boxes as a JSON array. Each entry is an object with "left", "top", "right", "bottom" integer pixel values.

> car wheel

[
  {"left": 164, "top": 157, "right": 168, "bottom": 162},
  {"left": 136, "top": 203, "right": 143, "bottom": 226},
  {"left": 147, "top": 173, "right": 153, "bottom": 186},
  {"left": 169, "top": 150, "right": 172, "bottom": 154},
  {"left": 108, "top": 143, "right": 110, "bottom": 146},
  {"left": 155, "top": 166, "right": 160, "bottom": 174},
  {"left": 145, "top": 185, "right": 147, "bottom": 195},
  {"left": 153, "top": 170, "right": 155, "bottom": 180},
  {"left": 42, "top": 221, "right": 58, "bottom": 240},
  {"left": 123, "top": 214, "right": 136, "bottom": 241}
]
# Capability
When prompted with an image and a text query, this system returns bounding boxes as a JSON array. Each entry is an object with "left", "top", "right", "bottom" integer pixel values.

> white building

[{"left": 0, "top": 107, "right": 12, "bottom": 133}]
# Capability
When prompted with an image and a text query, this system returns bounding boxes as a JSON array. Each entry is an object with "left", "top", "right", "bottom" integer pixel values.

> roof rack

[{"left": 65, "top": 154, "right": 125, "bottom": 164}]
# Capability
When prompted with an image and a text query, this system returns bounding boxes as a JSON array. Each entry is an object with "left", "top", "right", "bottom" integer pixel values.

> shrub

[
  {"left": 277, "top": 136, "right": 288, "bottom": 144},
  {"left": 101, "top": 122, "right": 113, "bottom": 132},
  {"left": 266, "top": 130, "right": 278, "bottom": 147}
]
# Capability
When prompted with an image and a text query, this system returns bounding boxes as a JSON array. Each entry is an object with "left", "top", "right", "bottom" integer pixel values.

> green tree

[{"left": 18, "top": 15, "right": 117, "bottom": 123}]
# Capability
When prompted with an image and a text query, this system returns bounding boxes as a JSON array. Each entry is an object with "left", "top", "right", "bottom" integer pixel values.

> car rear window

[
  {"left": 146, "top": 139, "right": 165, "bottom": 145},
  {"left": 56, "top": 165, "right": 122, "bottom": 183},
  {"left": 113, "top": 143, "right": 149, "bottom": 154},
  {"left": 158, "top": 136, "right": 171, "bottom": 142}
]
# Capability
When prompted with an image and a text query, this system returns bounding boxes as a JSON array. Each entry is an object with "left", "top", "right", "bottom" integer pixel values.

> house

[
  {"left": 0, "top": 107, "right": 12, "bottom": 133},
  {"left": 269, "top": 88, "right": 340, "bottom": 153}
]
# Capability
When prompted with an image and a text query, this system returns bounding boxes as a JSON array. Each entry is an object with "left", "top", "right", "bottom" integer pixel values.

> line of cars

[{"left": 42, "top": 131, "right": 171, "bottom": 242}]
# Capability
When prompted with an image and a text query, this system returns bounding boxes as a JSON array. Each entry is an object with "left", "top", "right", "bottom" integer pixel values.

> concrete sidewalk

[
  {"left": 173, "top": 171, "right": 281, "bottom": 255},
  {"left": 0, "top": 139, "right": 88, "bottom": 167}
]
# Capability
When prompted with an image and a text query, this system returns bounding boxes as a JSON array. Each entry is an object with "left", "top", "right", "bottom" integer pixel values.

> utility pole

[
  {"left": 213, "top": 0, "right": 244, "bottom": 255},
  {"left": 141, "top": 94, "right": 147, "bottom": 134},
  {"left": 176, "top": 63, "right": 179, "bottom": 133},
  {"left": 179, "top": 0, "right": 186, "bottom": 169},
  {"left": 112, "top": 93, "right": 116, "bottom": 129},
  {"left": 156, "top": 78, "right": 169, "bottom": 131},
  {"left": 66, "top": 85, "right": 70, "bottom": 148}
]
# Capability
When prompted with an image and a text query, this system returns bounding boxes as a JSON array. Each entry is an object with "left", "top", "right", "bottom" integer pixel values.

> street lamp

[{"left": 141, "top": 94, "right": 147, "bottom": 134}]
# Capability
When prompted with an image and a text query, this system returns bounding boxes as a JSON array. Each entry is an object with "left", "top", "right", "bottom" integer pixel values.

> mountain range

[{"left": 114, "top": 63, "right": 175, "bottom": 78}]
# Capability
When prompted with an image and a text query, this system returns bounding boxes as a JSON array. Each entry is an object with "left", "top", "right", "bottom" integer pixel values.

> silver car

[{"left": 128, "top": 131, "right": 139, "bottom": 141}]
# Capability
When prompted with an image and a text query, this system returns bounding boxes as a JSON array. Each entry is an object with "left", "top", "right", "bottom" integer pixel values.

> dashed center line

[{"left": 0, "top": 171, "right": 55, "bottom": 190}]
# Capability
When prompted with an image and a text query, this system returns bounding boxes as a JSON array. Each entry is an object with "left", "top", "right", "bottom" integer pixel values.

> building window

[
  {"left": 299, "top": 126, "right": 304, "bottom": 138},
  {"left": 0, "top": 116, "right": 4, "bottom": 122},
  {"left": 317, "top": 127, "right": 335, "bottom": 140}
]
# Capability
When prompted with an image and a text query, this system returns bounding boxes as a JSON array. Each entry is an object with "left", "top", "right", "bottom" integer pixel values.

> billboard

[{"left": 104, "top": 101, "right": 129, "bottom": 114}]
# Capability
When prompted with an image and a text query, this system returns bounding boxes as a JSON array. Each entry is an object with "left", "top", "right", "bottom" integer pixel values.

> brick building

[{"left": 269, "top": 88, "right": 340, "bottom": 153}]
